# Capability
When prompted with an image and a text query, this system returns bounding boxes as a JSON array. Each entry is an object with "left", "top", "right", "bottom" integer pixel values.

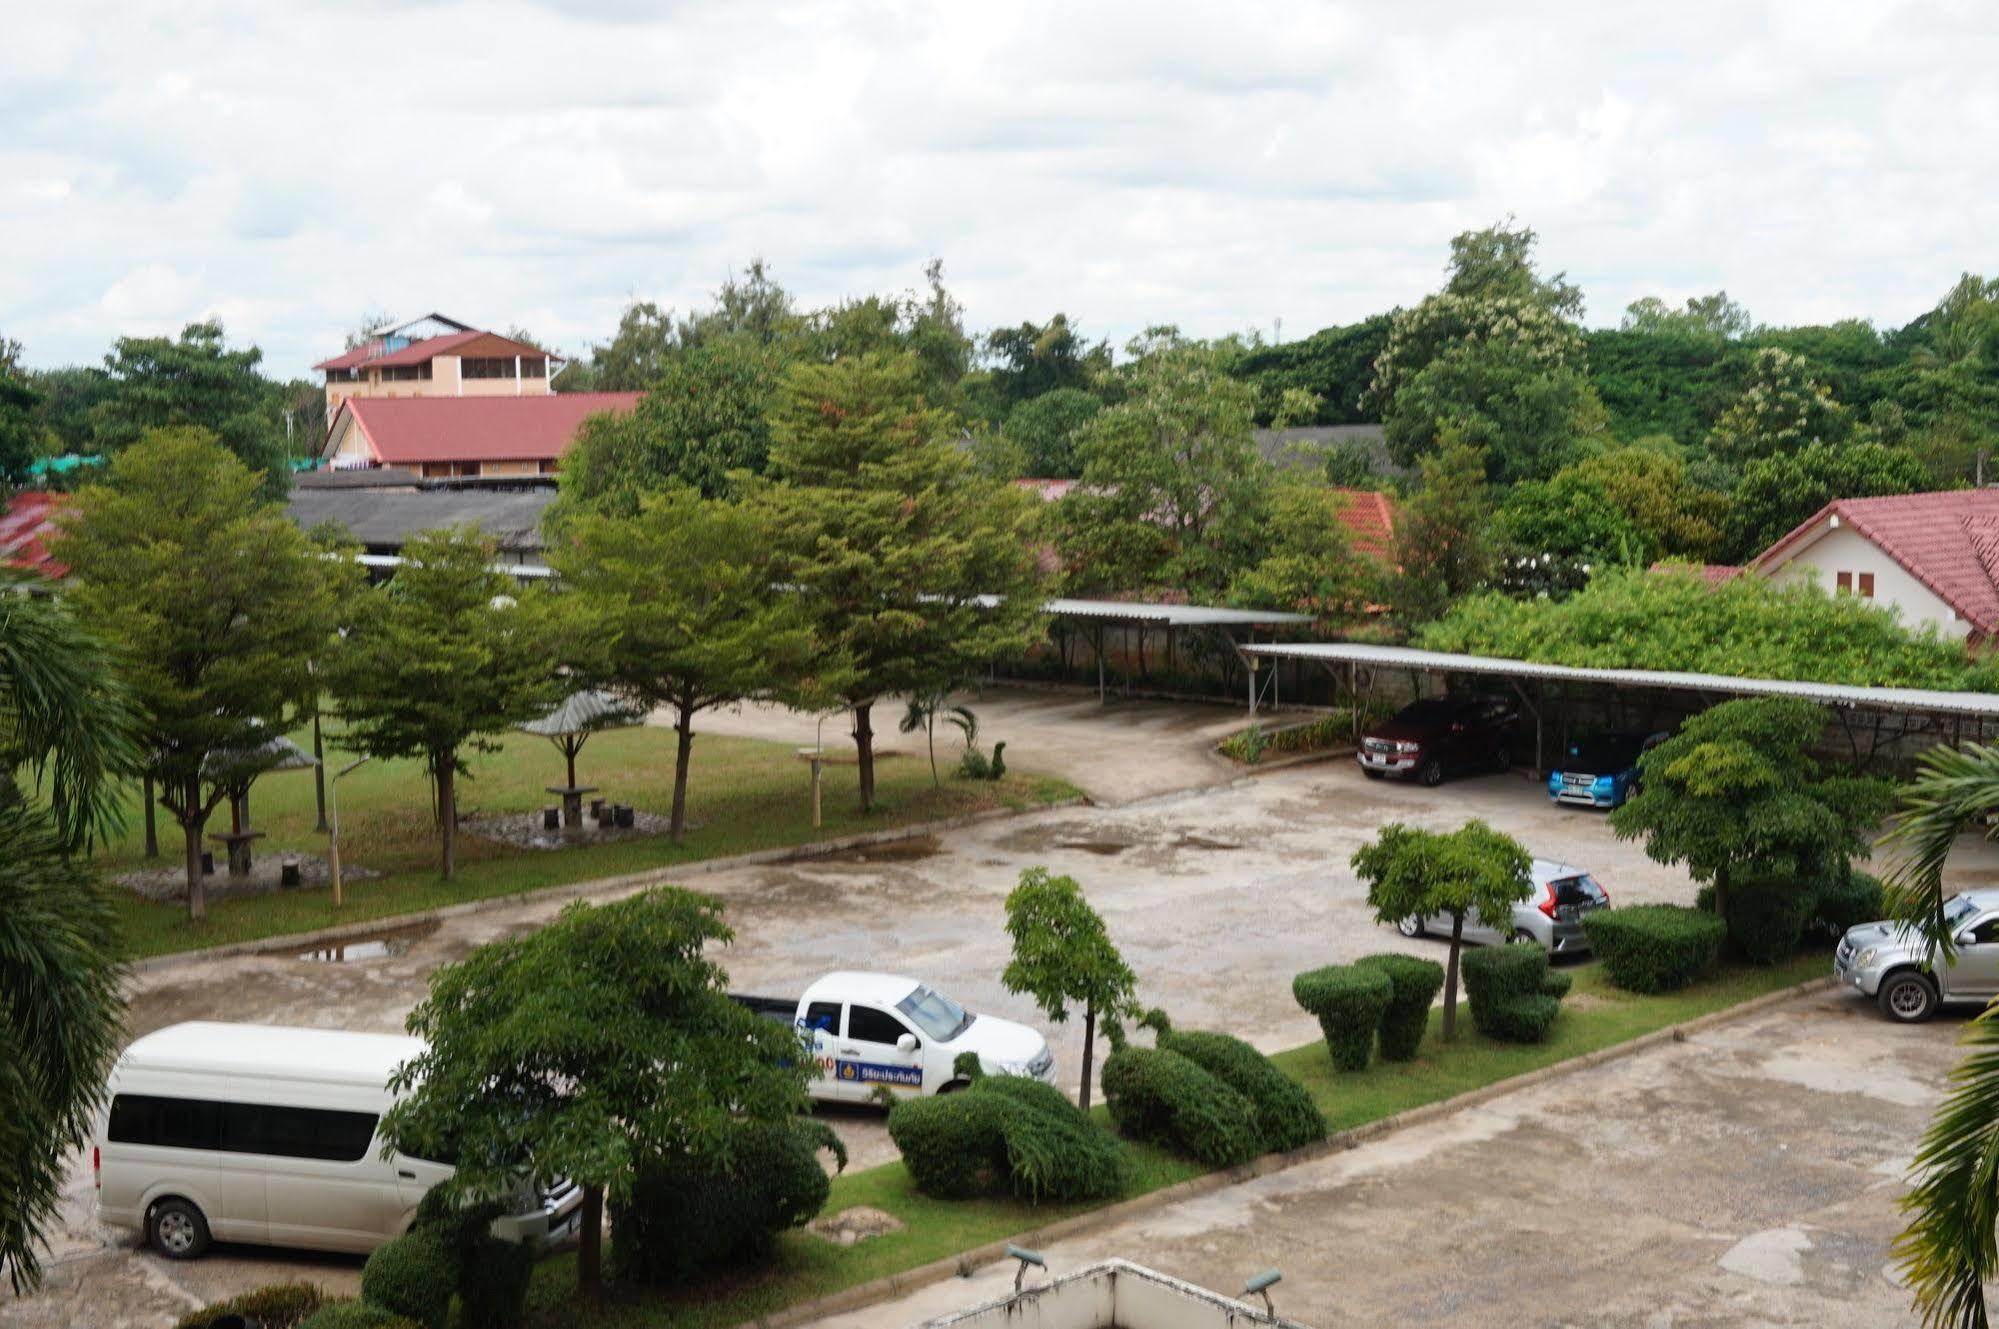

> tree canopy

[
  {"left": 90, "top": 322, "right": 292, "bottom": 495},
  {"left": 1001, "top": 867, "right": 1139, "bottom": 1111}
]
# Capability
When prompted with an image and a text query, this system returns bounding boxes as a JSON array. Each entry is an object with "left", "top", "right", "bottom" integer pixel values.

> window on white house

[{"left": 1836, "top": 572, "right": 1852, "bottom": 593}]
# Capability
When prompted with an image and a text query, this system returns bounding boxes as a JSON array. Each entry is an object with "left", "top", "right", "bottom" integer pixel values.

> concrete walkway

[{"left": 808, "top": 987, "right": 1959, "bottom": 1329}]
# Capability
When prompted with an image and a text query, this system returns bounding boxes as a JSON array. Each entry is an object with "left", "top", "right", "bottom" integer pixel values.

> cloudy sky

[{"left": 3, "top": 0, "right": 1995, "bottom": 380}]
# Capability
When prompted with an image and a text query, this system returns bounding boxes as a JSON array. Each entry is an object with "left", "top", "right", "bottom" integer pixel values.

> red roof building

[
  {"left": 313, "top": 314, "right": 565, "bottom": 425},
  {"left": 0, "top": 490, "right": 68, "bottom": 581},
  {"left": 320, "top": 394, "right": 642, "bottom": 479},
  {"left": 1329, "top": 488, "right": 1397, "bottom": 562},
  {"left": 1753, "top": 489, "right": 1999, "bottom": 640}
]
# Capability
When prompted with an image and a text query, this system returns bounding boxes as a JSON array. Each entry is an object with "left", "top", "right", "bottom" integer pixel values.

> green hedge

[
  {"left": 1727, "top": 875, "right": 1816, "bottom": 964},
  {"left": 1220, "top": 713, "right": 1353, "bottom": 765},
  {"left": 1354, "top": 953, "right": 1445, "bottom": 1062},
  {"left": 174, "top": 1283, "right": 326, "bottom": 1329},
  {"left": 888, "top": 1073, "right": 1124, "bottom": 1204},
  {"left": 1583, "top": 905, "right": 1725, "bottom": 993},
  {"left": 1149, "top": 1020, "right": 1326, "bottom": 1152},
  {"left": 296, "top": 1304, "right": 420, "bottom": 1329},
  {"left": 1292, "top": 964, "right": 1393, "bottom": 1070},
  {"left": 1100, "top": 1044, "right": 1262, "bottom": 1167},
  {"left": 359, "top": 1233, "right": 452, "bottom": 1329},
  {"left": 1462, "top": 946, "right": 1565, "bottom": 1044},
  {"left": 611, "top": 1118, "right": 846, "bottom": 1286},
  {"left": 1811, "top": 870, "right": 1884, "bottom": 942},
  {"left": 404, "top": 1190, "right": 532, "bottom": 1329}
]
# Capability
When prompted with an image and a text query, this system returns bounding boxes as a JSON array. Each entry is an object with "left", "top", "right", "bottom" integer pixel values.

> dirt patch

[
  {"left": 807, "top": 1205, "right": 905, "bottom": 1246},
  {"left": 115, "top": 852, "right": 379, "bottom": 904}
]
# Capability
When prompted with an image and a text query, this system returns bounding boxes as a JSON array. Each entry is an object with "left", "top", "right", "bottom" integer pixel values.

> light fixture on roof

[
  {"left": 1242, "top": 1269, "right": 1282, "bottom": 1318},
  {"left": 1008, "top": 1244, "right": 1046, "bottom": 1293}
]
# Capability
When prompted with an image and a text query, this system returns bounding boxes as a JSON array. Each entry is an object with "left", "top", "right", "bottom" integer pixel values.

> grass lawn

[
  {"left": 103, "top": 724, "right": 1078, "bottom": 960},
  {"left": 514, "top": 951, "right": 1827, "bottom": 1328}
]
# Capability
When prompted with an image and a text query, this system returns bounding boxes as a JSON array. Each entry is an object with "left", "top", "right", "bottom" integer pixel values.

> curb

[
  {"left": 127, "top": 796, "right": 1089, "bottom": 975},
  {"left": 733, "top": 975, "right": 1835, "bottom": 1329}
]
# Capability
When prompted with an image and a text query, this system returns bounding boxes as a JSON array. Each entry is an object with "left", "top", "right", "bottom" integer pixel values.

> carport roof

[
  {"left": 1238, "top": 640, "right": 1999, "bottom": 720},
  {"left": 1040, "top": 598, "right": 1314, "bottom": 628}
]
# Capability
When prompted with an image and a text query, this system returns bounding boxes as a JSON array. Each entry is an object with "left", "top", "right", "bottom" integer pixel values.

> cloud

[{"left": 1, "top": 0, "right": 1996, "bottom": 379}]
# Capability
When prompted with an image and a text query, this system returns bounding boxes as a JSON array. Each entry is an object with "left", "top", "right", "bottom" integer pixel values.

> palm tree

[
  {"left": 899, "top": 688, "right": 977, "bottom": 787},
  {"left": 1880, "top": 742, "right": 1999, "bottom": 1325},
  {"left": 0, "top": 579, "right": 134, "bottom": 1292}
]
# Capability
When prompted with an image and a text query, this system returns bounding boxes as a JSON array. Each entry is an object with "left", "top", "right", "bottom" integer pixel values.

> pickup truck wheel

[
  {"left": 1419, "top": 758, "right": 1445, "bottom": 787},
  {"left": 147, "top": 1197, "right": 211, "bottom": 1260},
  {"left": 1878, "top": 971, "right": 1939, "bottom": 1023}
]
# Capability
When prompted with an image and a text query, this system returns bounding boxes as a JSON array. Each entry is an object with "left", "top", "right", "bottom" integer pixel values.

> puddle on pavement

[
  {"left": 1174, "top": 834, "right": 1241, "bottom": 851},
  {"left": 827, "top": 834, "right": 942, "bottom": 865},
  {"left": 290, "top": 920, "right": 439, "bottom": 964},
  {"left": 1055, "top": 839, "right": 1132, "bottom": 855}
]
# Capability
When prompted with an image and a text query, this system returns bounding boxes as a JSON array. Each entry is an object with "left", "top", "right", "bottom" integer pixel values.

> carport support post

[
  {"left": 1507, "top": 679, "right": 1544, "bottom": 775},
  {"left": 1094, "top": 625, "right": 1106, "bottom": 703}
]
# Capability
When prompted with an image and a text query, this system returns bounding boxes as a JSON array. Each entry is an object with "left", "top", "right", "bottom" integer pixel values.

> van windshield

[{"left": 897, "top": 985, "right": 974, "bottom": 1042}]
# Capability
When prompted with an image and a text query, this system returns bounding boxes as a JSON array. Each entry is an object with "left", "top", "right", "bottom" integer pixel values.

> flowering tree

[{"left": 1706, "top": 347, "right": 1849, "bottom": 462}]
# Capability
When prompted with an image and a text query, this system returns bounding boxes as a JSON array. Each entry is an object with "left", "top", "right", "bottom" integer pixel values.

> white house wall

[{"left": 1766, "top": 524, "right": 1972, "bottom": 640}]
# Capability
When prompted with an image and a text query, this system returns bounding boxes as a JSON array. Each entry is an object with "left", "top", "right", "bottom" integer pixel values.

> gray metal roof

[
  {"left": 519, "top": 689, "right": 642, "bottom": 737},
  {"left": 290, "top": 487, "right": 556, "bottom": 553},
  {"left": 1043, "top": 598, "right": 1314, "bottom": 628},
  {"left": 1239, "top": 640, "right": 1999, "bottom": 719}
]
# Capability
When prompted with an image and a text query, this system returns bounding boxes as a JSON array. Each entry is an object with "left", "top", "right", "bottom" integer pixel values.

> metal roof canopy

[
  {"left": 1041, "top": 598, "right": 1314, "bottom": 629},
  {"left": 1237, "top": 641, "right": 1999, "bottom": 720}
]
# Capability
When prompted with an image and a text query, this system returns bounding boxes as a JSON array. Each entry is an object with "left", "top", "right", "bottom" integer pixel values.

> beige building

[
  {"left": 313, "top": 314, "right": 561, "bottom": 424},
  {"left": 318, "top": 392, "right": 641, "bottom": 479},
  {"left": 1753, "top": 489, "right": 1999, "bottom": 643}
]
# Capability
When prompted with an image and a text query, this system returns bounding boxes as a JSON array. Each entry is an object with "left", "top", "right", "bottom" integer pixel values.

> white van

[{"left": 95, "top": 1022, "right": 580, "bottom": 1259}]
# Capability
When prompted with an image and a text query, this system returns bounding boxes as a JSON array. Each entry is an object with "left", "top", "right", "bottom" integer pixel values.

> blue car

[{"left": 1546, "top": 731, "right": 1668, "bottom": 809}]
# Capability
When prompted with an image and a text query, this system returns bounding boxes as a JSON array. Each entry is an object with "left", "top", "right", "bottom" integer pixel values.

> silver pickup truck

[{"left": 1835, "top": 888, "right": 1999, "bottom": 1022}]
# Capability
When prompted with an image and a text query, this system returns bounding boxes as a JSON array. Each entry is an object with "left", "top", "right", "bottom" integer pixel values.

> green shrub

[
  {"left": 1264, "top": 713, "right": 1351, "bottom": 755},
  {"left": 1583, "top": 906, "right": 1725, "bottom": 993},
  {"left": 887, "top": 1092, "right": 1010, "bottom": 1199},
  {"left": 610, "top": 1118, "right": 846, "bottom": 1287},
  {"left": 1353, "top": 953, "right": 1444, "bottom": 1062},
  {"left": 1462, "top": 946, "right": 1564, "bottom": 1044},
  {"left": 1292, "top": 964, "right": 1393, "bottom": 1070},
  {"left": 1540, "top": 968, "right": 1572, "bottom": 1000},
  {"left": 1811, "top": 870, "right": 1885, "bottom": 943},
  {"left": 456, "top": 1235, "right": 534, "bottom": 1329},
  {"left": 296, "top": 1304, "right": 420, "bottom": 1329},
  {"left": 1219, "top": 723, "right": 1270, "bottom": 764},
  {"left": 1099, "top": 1044, "right": 1262, "bottom": 1166},
  {"left": 888, "top": 1073, "right": 1124, "bottom": 1204},
  {"left": 359, "top": 1232, "right": 453, "bottom": 1329},
  {"left": 1727, "top": 874, "right": 1815, "bottom": 964},
  {"left": 174, "top": 1282, "right": 326, "bottom": 1329},
  {"left": 1146, "top": 1018, "right": 1325, "bottom": 1152}
]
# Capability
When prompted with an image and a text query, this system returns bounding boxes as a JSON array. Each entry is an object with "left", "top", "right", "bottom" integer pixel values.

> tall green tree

[
  {"left": 1005, "top": 388, "right": 1103, "bottom": 479},
  {"left": 1608, "top": 698, "right": 1888, "bottom": 926},
  {"left": 1228, "top": 478, "right": 1379, "bottom": 625},
  {"left": 91, "top": 322, "right": 290, "bottom": 495},
  {"left": 326, "top": 529, "right": 560, "bottom": 880},
  {"left": 1442, "top": 219, "right": 1585, "bottom": 317},
  {"left": 1620, "top": 291, "right": 1753, "bottom": 340},
  {"left": 1055, "top": 342, "right": 1271, "bottom": 596},
  {"left": 382, "top": 887, "right": 811, "bottom": 1303},
  {"left": 1721, "top": 439, "right": 1930, "bottom": 561},
  {"left": 1498, "top": 444, "right": 1727, "bottom": 587},
  {"left": 1390, "top": 435, "right": 1494, "bottom": 624},
  {"left": 1353, "top": 821, "right": 1532, "bottom": 1040},
  {"left": 1001, "top": 867, "right": 1138, "bottom": 1111},
  {"left": 555, "top": 337, "right": 782, "bottom": 518},
  {"left": 0, "top": 338, "right": 42, "bottom": 486},
  {"left": 1706, "top": 347, "right": 1850, "bottom": 463},
  {"left": 757, "top": 352, "right": 1048, "bottom": 811},
  {"left": 975, "top": 314, "right": 1112, "bottom": 419},
  {"left": 1230, "top": 315, "right": 1393, "bottom": 426},
  {"left": 57, "top": 430, "right": 346, "bottom": 918},
  {"left": 552, "top": 488, "right": 824, "bottom": 844},
  {"left": 581, "top": 300, "right": 681, "bottom": 391}
]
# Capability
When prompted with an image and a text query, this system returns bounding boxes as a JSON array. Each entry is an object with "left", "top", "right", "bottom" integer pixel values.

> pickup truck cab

[
  {"left": 1836, "top": 889, "right": 1999, "bottom": 1022},
  {"left": 735, "top": 971, "right": 1056, "bottom": 1102}
]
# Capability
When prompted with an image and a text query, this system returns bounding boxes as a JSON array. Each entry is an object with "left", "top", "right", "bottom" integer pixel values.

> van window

[{"left": 107, "top": 1095, "right": 378, "bottom": 1163}]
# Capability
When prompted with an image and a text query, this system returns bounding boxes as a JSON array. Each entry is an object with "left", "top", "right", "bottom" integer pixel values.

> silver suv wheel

[{"left": 1878, "top": 972, "right": 1938, "bottom": 1023}]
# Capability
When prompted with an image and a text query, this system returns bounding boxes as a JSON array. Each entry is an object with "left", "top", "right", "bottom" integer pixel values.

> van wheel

[
  {"left": 1878, "top": 971, "right": 1939, "bottom": 1024},
  {"left": 147, "top": 1198, "right": 211, "bottom": 1260},
  {"left": 1397, "top": 916, "right": 1425, "bottom": 938}
]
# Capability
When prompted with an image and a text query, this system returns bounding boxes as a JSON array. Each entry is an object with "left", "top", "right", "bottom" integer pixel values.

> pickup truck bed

[{"left": 731, "top": 994, "right": 799, "bottom": 1023}]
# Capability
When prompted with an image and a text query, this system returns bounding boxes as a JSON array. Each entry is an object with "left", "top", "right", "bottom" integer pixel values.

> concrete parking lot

[{"left": 7, "top": 692, "right": 1993, "bottom": 1326}]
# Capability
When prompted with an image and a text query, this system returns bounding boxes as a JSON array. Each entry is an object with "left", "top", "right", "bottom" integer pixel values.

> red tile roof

[
  {"left": 1330, "top": 488, "right": 1397, "bottom": 561},
  {"left": 314, "top": 329, "right": 548, "bottom": 372},
  {"left": 0, "top": 490, "right": 68, "bottom": 579},
  {"left": 335, "top": 394, "right": 642, "bottom": 467},
  {"left": 1754, "top": 489, "right": 1999, "bottom": 634},
  {"left": 1652, "top": 562, "right": 1743, "bottom": 586}
]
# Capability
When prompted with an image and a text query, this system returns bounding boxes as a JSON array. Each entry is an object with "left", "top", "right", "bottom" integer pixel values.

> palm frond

[
  {"left": 1880, "top": 744, "right": 1999, "bottom": 966},
  {"left": 1898, "top": 998, "right": 1999, "bottom": 1329}
]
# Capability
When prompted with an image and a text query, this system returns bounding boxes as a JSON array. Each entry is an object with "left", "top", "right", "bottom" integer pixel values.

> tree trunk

[
  {"left": 1712, "top": 866, "right": 1729, "bottom": 926},
  {"left": 143, "top": 774, "right": 159, "bottom": 859},
  {"left": 182, "top": 816, "right": 207, "bottom": 923},
  {"left": 312, "top": 707, "right": 328, "bottom": 833},
  {"left": 1442, "top": 912, "right": 1465, "bottom": 1040},
  {"left": 437, "top": 754, "right": 457, "bottom": 881},
  {"left": 578, "top": 1182, "right": 604, "bottom": 1303},
  {"left": 565, "top": 740, "right": 578, "bottom": 792},
  {"left": 853, "top": 702, "right": 876, "bottom": 813},
  {"left": 670, "top": 699, "right": 695, "bottom": 846},
  {"left": 926, "top": 715, "right": 939, "bottom": 787},
  {"left": 1079, "top": 999, "right": 1097, "bottom": 1113}
]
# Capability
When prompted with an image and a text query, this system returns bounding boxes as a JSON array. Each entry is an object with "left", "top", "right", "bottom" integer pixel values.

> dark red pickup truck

[{"left": 1357, "top": 695, "right": 1519, "bottom": 787}]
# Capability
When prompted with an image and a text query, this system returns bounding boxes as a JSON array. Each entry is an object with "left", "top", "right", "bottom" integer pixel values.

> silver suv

[
  {"left": 1396, "top": 859, "right": 1611, "bottom": 955},
  {"left": 1835, "top": 888, "right": 1999, "bottom": 1022}
]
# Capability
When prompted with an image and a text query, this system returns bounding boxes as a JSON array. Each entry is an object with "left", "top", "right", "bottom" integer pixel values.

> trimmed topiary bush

[
  {"left": 1292, "top": 964, "right": 1393, "bottom": 1071},
  {"left": 1353, "top": 953, "right": 1445, "bottom": 1062},
  {"left": 1462, "top": 946, "right": 1564, "bottom": 1044},
  {"left": 174, "top": 1282, "right": 326, "bottom": 1329},
  {"left": 1726, "top": 874, "right": 1815, "bottom": 964},
  {"left": 359, "top": 1232, "right": 453, "bottom": 1329},
  {"left": 887, "top": 1071, "right": 1124, "bottom": 1205},
  {"left": 456, "top": 1234, "right": 534, "bottom": 1329},
  {"left": 1585, "top": 904, "right": 1725, "bottom": 992},
  {"left": 610, "top": 1118, "right": 847, "bottom": 1286},
  {"left": 297, "top": 1304, "right": 420, "bottom": 1329},
  {"left": 1142, "top": 1013, "right": 1325, "bottom": 1152},
  {"left": 1099, "top": 1044, "right": 1262, "bottom": 1167},
  {"left": 1811, "top": 869, "right": 1885, "bottom": 943}
]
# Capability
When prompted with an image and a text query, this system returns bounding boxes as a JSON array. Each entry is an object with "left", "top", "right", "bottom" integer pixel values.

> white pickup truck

[{"left": 733, "top": 971, "right": 1056, "bottom": 1102}]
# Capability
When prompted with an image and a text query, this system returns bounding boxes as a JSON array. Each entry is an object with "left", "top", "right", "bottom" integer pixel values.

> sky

[{"left": 3, "top": 0, "right": 1996, "bottom": 381}]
